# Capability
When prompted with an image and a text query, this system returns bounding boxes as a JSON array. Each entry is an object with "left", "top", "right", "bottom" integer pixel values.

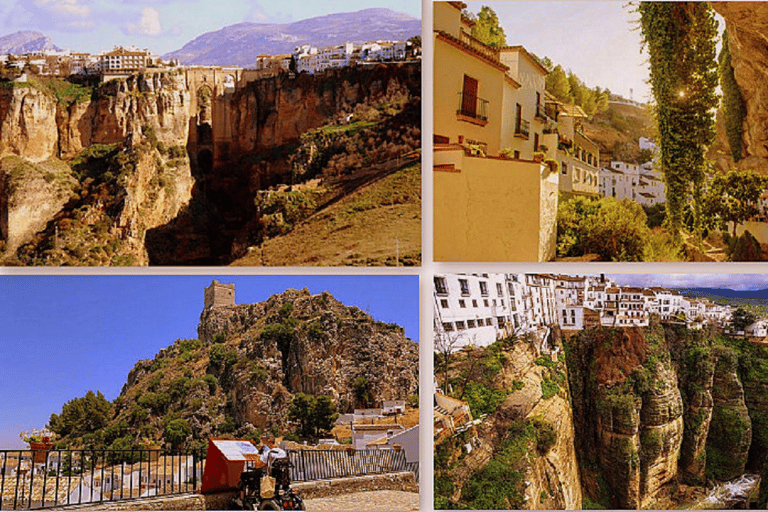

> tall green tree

[
  {"left": 639, "top": 2, "right": 719, "bottom": 245},
  {"left": 164, "top": 418, "right": 191, "bottom": 451},
  {"left": 545, "top": 65, "right": 571, "bottom": 103},
  {"left": 470, "top": 6, "right": 507, "bottom": 48},
  {"left": 288, "top": 393, "right": 315, "bottom": 438},
  {"left": 288, "top": 393, "right": 338, "bottom": 438},
  {"left": 719, "top": 29, "right": 747, "bottom": 162}
]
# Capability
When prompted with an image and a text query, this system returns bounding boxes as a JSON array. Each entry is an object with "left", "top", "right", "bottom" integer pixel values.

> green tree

[
  {"left": 557, "top": 196, "right": 650, "bottom": 261},
  {"left": 545, "top": 65, "right": 571, "bottom": 103},
  {"left": 288, "top": 393, "right": 315, "bottom": 438},
  {"left": 470, "top": 6, "right": 507, "bottom": 48},
  {"left": 703, "top": 169, "right": 768, "bottom": 236},
  {"left": 311, "top": 395, "right": 338, "bottom": 435},
  {"left": 639, "top": 2, "right": 719, "bottom": 245},
  {"left": 164, "top": 418, "right": 191, "bottom": 451},
  {"left": 352, "top": 376, "right": 371, "bottom": 408},
  {"left": 288, "top": 393, "right": 338, "bottom": 438},
  {"left": 719, "top": 29, "right": 747, "bottom": 162},
  {"left": 48, "top": 390, "right": 112, "bottom": 439},
  {"left": 731, "top": 307, "right": 756, "bottom": 332},
  {"left": 637, "top": 148, "right": 655, "bottom": 164}
]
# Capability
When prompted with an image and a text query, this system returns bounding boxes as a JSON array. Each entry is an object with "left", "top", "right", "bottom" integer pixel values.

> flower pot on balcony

[{"left": 29, "top": 441, "right": 52, "bottom": 464}]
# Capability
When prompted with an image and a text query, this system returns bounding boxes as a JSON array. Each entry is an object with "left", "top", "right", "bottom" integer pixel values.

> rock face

[
  {"left": 711, "top": 2, "right": 768, "bottom": 174},
  {"left": 706, "top": 347, "right": 752, "bottom": 480},
  {"left": 0, "top": 86, "right": 59, "bottom": 162},
  {"left": 568, "top": 326, "right": 685, "bottom": 508},
  {"left": 107, "top": 287, "right": 418, "bottom": 447},
  {"left": 677, "top": 343, "right": 716, "bottom": 484},
  {"left": 0, "top": 72, "right": 193, "bottom": 262},
  {"left": 445, "top": 340, "right": 582, "bottom": 510},
  {"left": 229, "top": 64, "right": 420, "bottom": 156},
  {"left": 197, "top": 288, "right": 418, "bottom": 425},
  {"left": 0, "top": 157, "right": 77, "bottom": 252}
]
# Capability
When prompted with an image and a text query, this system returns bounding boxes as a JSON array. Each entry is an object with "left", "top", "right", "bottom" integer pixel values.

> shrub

[
  {"left": 727, "top": 230, "right": 762, "bottom": 261},
  {"left": 557, "top": 196, "right": 650, "bottom": 261},
  {"left": 532, "top": 418, "right": 557, "bottom": 455}
]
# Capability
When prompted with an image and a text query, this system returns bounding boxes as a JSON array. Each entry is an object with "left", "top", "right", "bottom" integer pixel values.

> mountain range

[
  {"left": 677, "top": 287, "right": 768, "bottom": 299},
  {"left": 162, "top": 8, "right": 421, "bottom": 66},
  {"left": 0, "top": 31, "right": 61, "bottom": 54}
]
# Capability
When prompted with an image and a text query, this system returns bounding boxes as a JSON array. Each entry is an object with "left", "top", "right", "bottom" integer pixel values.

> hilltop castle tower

[{"left": 204, "top": 280, "right": 235, "bottom": 310}]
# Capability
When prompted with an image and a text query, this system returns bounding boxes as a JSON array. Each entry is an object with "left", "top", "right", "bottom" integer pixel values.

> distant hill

[
  {"left": 0, "top": 31, "right": 62, "bottom": 54},
  {"left": 677, "top": 288, "right": 768, "bottom": 301},
  {"left": 163, "top": 8, "right": 421, "bottom": 66}
]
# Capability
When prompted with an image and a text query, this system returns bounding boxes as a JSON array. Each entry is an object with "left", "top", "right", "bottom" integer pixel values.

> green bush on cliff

[
  {"left": 532, "top": 417, "right": 557, "bottom": 455},
  {"left": 540, "top": 377, "right": 560, "bottom": 400},
  {"left": 464, "top": 381, "right": 509, "bottom": 417}
]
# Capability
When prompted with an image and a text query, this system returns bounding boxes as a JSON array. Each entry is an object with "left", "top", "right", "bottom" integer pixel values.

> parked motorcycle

[{"left": 234, "top": 461, "right": 305, "bottom": 511}]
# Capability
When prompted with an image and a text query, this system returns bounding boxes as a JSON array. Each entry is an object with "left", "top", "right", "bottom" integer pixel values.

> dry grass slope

[{"left": 232, "top": 161, "right": 421, "bottom": 266}]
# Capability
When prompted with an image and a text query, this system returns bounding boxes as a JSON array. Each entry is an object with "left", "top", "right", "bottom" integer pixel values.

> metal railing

[
  {"left": 456, "top": 92, "right": 489, "bottom": 122},
  {"left": 287, "top": 449, "right": 411, "bottom": 482},
  {"left": 514, "top": 118, "right": 530, "bottom": 139},
  {"left": 0, "top": 449, "right": 204, "bottom": 510}
]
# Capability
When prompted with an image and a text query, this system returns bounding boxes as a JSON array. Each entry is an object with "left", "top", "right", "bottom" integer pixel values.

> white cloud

[
  {"left": 34, "top": 0, "right": 90, "bottom": 19},
  {"left": 248, "top": 3, "right": 268, "bottom": 22},
  {"left": 125, "top": 7, "right": 163, "bottom": 36}
]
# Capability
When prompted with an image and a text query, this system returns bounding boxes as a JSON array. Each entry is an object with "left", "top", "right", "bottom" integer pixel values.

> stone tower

[{"left": 204, "top": 280, "right": 235, "bottom": 310}]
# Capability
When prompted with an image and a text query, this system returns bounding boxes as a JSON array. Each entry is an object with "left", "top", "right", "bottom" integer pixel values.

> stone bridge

[{"left": 182, "top": 66, "right": 246, "bottom": 174}]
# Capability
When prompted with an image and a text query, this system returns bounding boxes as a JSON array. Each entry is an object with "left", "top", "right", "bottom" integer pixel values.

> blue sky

[
  {"left": 0, "top": 0, "right": 421, "bottom": 55},
  {"left": 0, "top": 274, "right": 418, "bottom": 449}
]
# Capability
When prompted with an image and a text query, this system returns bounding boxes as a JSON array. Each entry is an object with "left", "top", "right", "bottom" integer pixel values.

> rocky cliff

[
  {"left": 711, "top": 2, "right": 768, "bottom": 174},
  {"left": 567, "top": 326, "right": 685, "bottom": 508},
  {"left": 111, "top": 288, "right": 418, "bottom": 443},
  {"left": 0, "top": 73, "right": 193, "bottom": 264},
  {"left": 0, "top": 63, "right": 420, "bottom": 265},
  {"left": 564, "top": 322, "right": 768, "bottom": 508},
  {"left": 434, "top": 336, "right": 582, "bottom": 510}
]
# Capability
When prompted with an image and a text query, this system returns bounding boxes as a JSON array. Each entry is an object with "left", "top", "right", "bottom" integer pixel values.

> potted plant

[
  {"left": 20, "top": 428, "right": 54, "bottom": 463},
  {"left": 533, "top": 151, "right": 546, "bottom": 163},
  {"left": 141, "top": 438, "right": 163, "bottom": 462}
]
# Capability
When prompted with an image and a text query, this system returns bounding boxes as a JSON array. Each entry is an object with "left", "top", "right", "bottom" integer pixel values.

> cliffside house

[{"left": 433, "top": 1, "right": 559, "bottom": 262}]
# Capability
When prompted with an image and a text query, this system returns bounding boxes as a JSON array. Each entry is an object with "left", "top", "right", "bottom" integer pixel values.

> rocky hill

[
  {"left": 50, "top": 287, "right": 418, "bottom": 451},
  {"left": 164, "top": 8, "right": 421, "bottom": 66},
  {"left": 436, "top": 322, "right": 768, "bottom": 509}
]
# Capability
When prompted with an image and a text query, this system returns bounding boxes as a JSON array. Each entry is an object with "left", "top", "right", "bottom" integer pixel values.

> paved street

[{"left": 304, "top": 490, "right": 419, "bottom": 511}]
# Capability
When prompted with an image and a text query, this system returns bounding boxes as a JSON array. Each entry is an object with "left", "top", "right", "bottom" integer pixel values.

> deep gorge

[
  {"left": 0, "top": 62, "right": 420, "bottom": 265},
  {"left": 436, "top": 323, "right": 768, "bottom": 509}
]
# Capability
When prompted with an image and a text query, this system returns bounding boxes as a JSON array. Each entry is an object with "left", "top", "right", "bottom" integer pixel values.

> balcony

[
  {"left": 457, "top": 92, "right": 489, "bottom": 125},
  {"left": 514, "top": 118, "right": 530, "bottom": 139},
  {"left": 534, "top": 104, "right": 548, "bottom": 122},
  {"left": 459, "top": 31, "right": 500, "bottom": 64}
]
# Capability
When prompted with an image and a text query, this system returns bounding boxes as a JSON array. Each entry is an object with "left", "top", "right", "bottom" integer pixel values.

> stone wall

[{"left": 47, "top": 472, "right": 417, "bottom": 510}]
